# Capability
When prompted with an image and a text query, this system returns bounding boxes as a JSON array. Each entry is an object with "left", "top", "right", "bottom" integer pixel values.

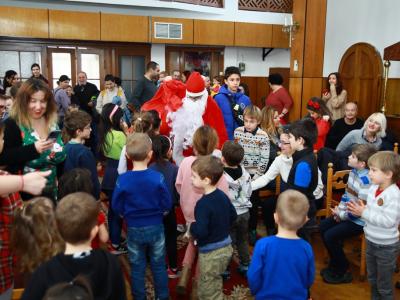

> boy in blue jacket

[
  {"left": 214, "top": 66, "right": 251, "bottom": 140},
  {"left": 112, "top": 133, "right": 172, "bottom": 300},
  {"left": 247, "top": 189, "right": 315, "bottom": 300}
]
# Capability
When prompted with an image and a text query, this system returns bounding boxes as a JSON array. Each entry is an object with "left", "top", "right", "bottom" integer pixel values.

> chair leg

[{"left": 360, "top": 236, "right": 366, "bottom": 281}]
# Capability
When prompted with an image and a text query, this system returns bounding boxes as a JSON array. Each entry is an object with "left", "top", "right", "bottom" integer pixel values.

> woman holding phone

[
  {"left": 322, "top": 72, "right": 347, "bottom": 121},
  {"left": 0, "top": 78, "right": 66, "bottom": 201}
]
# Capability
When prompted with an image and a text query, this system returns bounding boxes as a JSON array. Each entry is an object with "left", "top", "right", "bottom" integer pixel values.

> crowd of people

[{"left": 0, "top": 61, "right": 399, "bottom": 300}]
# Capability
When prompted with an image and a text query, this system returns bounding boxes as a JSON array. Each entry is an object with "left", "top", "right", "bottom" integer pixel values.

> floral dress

[{"left": 20, "top": 124, "right": 66, "bottom": 200}]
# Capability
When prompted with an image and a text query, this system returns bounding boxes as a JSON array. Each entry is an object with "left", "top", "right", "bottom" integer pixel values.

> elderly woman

[
  {"left": 0, "top": 78, "right": 66, "bottom": 201},
  {"left": 336, "top": 112, "right": 386, "bottom": 153}
]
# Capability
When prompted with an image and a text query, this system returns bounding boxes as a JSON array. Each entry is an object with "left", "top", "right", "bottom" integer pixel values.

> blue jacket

[{"left": 214, "top": 85, "right": 251, "bottom": 140}]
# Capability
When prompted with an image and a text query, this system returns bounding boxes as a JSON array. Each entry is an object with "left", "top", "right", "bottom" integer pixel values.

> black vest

[{"left": 286, "top": 148, "right": 318, "bottom": 201}]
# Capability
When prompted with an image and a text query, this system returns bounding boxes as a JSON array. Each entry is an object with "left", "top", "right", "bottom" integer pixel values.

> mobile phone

[{"left": 47, "top": 130, "right": 61, "bottom": 141}]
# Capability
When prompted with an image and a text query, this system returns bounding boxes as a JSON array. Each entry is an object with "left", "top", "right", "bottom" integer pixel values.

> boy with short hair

[
  {"left": 234, "top": 105, "right": 270, "bottom": 244},
  {"left": 286, "top": 118, "right": 319, "bottom": 240},
  {"left": 320, "top": 143, "right": 377, "bottom": 284},
  {"left": 221, "top": 141, "right": 252, "bottom": 276},
  {"left": 247, "top": 189, "right": 315, "bottom": 299},
  {"left": 190, "top": 155, "right": 237, "bottom": 299},
  {"left": 214, "top": 66, "right": 251, "bottom": 140},
  {"left": 112, "top": 133, "right": 172, "bottom": 300},
  {"left": 21, "top": 192, "right": 126, "bottom": 300},
  {"left": 348, "top": 151, "right": 400, "bottom": 299},
  {"left": 63, "top": 110, "right": 100, "bottom": 199}
]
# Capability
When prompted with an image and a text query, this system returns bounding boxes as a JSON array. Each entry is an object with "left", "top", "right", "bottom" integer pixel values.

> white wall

[
  {"left": 224, "top": 47, "right": 290, "bottom": 77},
  {"left": 151, "top": 44, "right": 166, "bottom": 71},
  {"left": 324, "top": 0, "right": 400, "bottom": 77}
]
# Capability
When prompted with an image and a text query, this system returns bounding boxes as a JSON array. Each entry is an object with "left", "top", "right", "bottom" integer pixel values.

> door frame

[{"left": 47, "top": 47, "right": 77, "bottom": 89}]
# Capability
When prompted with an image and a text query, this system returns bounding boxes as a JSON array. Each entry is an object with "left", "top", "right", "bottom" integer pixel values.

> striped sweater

[
  {"left": 362, "top": 184, "right": 400, "bottom": 245},
  {"left": 234, "top": 127, "right": 270, "bottom": 178}
]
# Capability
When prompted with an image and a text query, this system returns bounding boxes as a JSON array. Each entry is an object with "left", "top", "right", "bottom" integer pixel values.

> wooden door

[{"left": 339, "top": 43, "right": 383, "bottom": 119}]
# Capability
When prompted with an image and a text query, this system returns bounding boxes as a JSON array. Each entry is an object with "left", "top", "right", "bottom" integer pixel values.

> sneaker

[
  {"left": 167, "top": 267, "right": 180, "bottom": 279},
  {"left": 109, "top": 243, "right": 128, "bottom": 255},
  {"left": 120, "top": 238, "right": 127, "bottom": 247},
  {"left": 237, "top": 264, "right": 249, "bottom": 277},
  {"left": 320, "top": 267, "right": 334, "bottom": 277},
  {"left": 322, "top": 271, "right": 352, "bottom": 284},
  {"left": 249, "top": 230, "right": 257, "bottom": 246},
  {"left": 221, "top": 270, "right": 231, "bottom": 281}
]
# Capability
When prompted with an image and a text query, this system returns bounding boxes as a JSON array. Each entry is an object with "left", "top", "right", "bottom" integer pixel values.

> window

[{"left": 0, "top": 50, "right": 41, "bottom": 83}]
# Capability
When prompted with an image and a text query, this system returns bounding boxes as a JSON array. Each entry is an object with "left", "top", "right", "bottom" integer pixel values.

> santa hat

[{"left": 186, "top": 72, "right": 206, "bottom": 97}]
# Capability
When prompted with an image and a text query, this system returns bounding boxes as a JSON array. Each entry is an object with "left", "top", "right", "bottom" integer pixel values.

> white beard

[{"left": 168, "top": 91, "right": 208, "bottom": 165}]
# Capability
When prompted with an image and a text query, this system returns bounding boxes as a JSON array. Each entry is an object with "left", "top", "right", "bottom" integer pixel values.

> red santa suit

[{"left": 142, "top": 72, "right": 228, "bottom": 165}]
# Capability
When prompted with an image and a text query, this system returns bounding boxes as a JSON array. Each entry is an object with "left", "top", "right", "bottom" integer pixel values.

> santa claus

[{"left": 142, "top": 71, "right": 228, "bottom": 165}]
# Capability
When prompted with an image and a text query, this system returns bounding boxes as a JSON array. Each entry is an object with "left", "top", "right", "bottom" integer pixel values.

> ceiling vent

[{"left": 154, "top": 22, "right": 183, "bottom": 39}]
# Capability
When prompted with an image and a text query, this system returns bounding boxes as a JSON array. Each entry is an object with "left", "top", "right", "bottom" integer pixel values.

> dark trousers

[
  {"left": 261, "top": 195, "right": 277, "bottom": 230},
  {"left": 366, "top": 240, "right": 400, "bottom": 300},
  {"left": 320, "top": 217, "right": 363, "bottom": 275},
  {"left": 248, "top": 191, "right": 260, "bottom": 232},
  {"left": 104, "top": 189, "right": 123, "bottom": 246},
  {"left": 163, "top": 209, "right": 177, "bottom": 269}
]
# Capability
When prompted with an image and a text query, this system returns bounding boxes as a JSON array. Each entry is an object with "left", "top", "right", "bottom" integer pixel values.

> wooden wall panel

[
  {"left": 151, "top": 17, "right": 193, "bottom": 44},
  {"left": 241, "top": 76, "right": 269, "bottom": 107},
  {"left": 386, "top": 78, "right": 400, "bottom": 116},
  {"left": 290, "top": 0, "right": 307, "bottom": 77},
  {"left": 101, "top": 14, "right": 148, "bottom": 42},
  {"left": 289, "top": 77, "right": 303, "bottom": 121},
  {"left": 303, "top": 0, "right": 327, "bottom": 77},
  {"left": 235, "top": 23, "right": 272, "bottom": 47},
  {"left": 301, "top": 77, "right": 323, "bottom": 116},
  {"left": 0, "top": 6, "right": 48, "bottom": 38},
  {"left": 271, "top": 25, "right": 289, "bottom": 48},
  {"left": 194, "top": 20, "right": 234, "bottom": 46},
  {"left": 49, "top": 10, "right": 100, "bottom": 40}
]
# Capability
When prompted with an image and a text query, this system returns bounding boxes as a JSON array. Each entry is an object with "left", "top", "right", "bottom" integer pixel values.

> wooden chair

[
  {"left": 324, "top": 162, "right": 366, "bottom": 280},
  {"left": 12, "top": 288, "right": 24, "bottom": 300},
  {"left": 394, "top": 142, "right": 398, "bottom": 154},
  {"left": 258, "top": 175, "right": 281, "bottom": 198}
]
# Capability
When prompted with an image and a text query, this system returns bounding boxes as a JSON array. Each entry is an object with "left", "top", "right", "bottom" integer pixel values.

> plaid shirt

[{"left": 0, "top": 192, "right": 22, "bottom": 293}]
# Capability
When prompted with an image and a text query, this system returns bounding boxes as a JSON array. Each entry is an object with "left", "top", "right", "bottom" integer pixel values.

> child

[
  {"left": 348, "top": 151, "right": 400, "bottom": 299},
  {"left": 175, "top": 126, "right": 229, "bottom": 294},
  {"left": 43, "top": 275, "right": 93, "bottom": 300},
  {"left": 149, "top": 135, "right": 179, "bottom": 278},
  {"left": 234, "top": 105, "right": 270, "bottom": 244},
  {"left": 21, "top": 193, "right": 126, "bottom": 300},
  {"left": 260, "top": 105, "right": 281, "bottom": 165},
  {"left": 214, "top": 66, "right": 251, "bottom": 140},
  {"left": 96, "top": 74, "right": 127, "bottom": 113},
  {"left": 210, "top": 75, "right": 221, "bottom": 98},
  {"left": 190, "top": 155, "right": 237, "bottom": 299},
  {"left": 247, "top": 190, "right": 315, "bottom": 299},
  {"left": 286, "top": 118, "right": 319, "bottom": 240},
  {"left": 63, "top": 110, "right": 100, "bottom": 199},
  {"left": 306, "top": 97, "right": 332, "bottom": 151},
  {"left": 251, "top": 132, "right": 324, "bottom": 236},
  {"left": 58, "top": 168, "right": 109, "bottom": 250},
  {"left": 112, "top": 133, "right": 171, "bottom": 300},
  {"left": 221, "top": 141, "right": 252, "bottom": 276},
  {"left": 320, "top": 144, "right": 377, "bottom": 284},
  {"left": 98, "top": 103, "right": 126, "bottom": 254}
]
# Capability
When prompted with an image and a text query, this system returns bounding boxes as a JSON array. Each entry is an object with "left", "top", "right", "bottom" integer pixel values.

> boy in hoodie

[
  {"left": 221, "top": 141, "right": 252, "bottom": 276},
  {"left": 21, "top": 192, "right": 126, "bottom": 300},
  {"left": 214, "top": 66, "right": 251, "bottom": 140}
]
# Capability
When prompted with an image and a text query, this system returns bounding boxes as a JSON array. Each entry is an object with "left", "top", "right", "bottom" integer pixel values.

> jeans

[
  {"left": 320, "top": 217, "right": 364, "bottom": 275},
  {"left": 366, "top": 240, "right": 400, "bottom": 300},
  {"left": 104, "top": 189, "right": 122, "bottom": 245},
  {"left": 230, "top": 212, "right": 250, "bottom": 266},
  {"left": 127, "top": 224, "right": 169, "bottom": 300}
]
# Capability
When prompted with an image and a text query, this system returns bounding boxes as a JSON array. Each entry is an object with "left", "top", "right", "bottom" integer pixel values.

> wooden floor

[{"left": 310, "top": 234, "right": 400, "bottom": 300}]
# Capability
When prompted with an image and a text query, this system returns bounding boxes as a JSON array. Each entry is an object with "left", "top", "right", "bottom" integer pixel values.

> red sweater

[
  {"left": 265, "top": 87, "right": 293, "bottom": 116},
  {"left": 314, "top": 118, "right": 330, "bottom": 151}
]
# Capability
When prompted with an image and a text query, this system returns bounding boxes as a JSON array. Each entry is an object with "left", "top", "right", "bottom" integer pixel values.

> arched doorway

[{"left": 339, "top": 43, "right": 383, "bottom": 119}]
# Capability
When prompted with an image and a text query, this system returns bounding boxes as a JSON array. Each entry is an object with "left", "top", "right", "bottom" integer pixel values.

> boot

[
  {"left": 190, "top": 278, "right": 198, "bottom": 300},
  {"left": 176, "top": 264, "right": 191, "bottom": 295}
]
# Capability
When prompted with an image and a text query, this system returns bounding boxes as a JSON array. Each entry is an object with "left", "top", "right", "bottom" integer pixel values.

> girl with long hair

[
  {"left": 306, "top": 97, "right": 332, "bottom": 151},
  {"left": 322, "top": 72, "right": 347, "bottom": 121}
]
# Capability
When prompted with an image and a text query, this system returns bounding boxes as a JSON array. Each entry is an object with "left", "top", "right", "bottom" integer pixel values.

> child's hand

[
  {"left": 323, "top": 115, "right": 330, "bottom": 121},
  {"left": 347, "top": 199, "right": 365, "bottom": 217}
]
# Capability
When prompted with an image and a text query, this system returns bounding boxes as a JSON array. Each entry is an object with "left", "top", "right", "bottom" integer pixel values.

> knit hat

[{"left": 186, "top": 72, "right": 206, "bottom": 97}]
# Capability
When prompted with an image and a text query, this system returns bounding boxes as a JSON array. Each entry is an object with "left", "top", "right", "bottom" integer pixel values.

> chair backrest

[
  {"left": 325, "top": 162, "right": 350, "bottom": 217},
  {"left": 394, "top": 142, "right": 398, "bottom": 154},
  {"left": 12, "top": 288, "right": 24, "bottom": 300}
]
